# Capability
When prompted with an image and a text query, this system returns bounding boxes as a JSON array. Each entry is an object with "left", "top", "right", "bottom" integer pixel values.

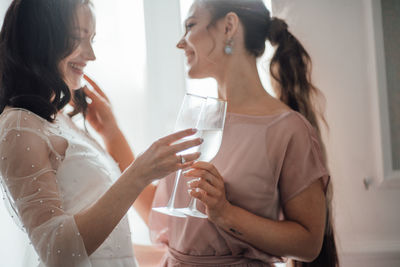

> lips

[
  {"left": 68, "top": 62, "right": 86, "bottom": 75},
  {"left": 185, "top": 50, "right": 195, "bottom": 64}
]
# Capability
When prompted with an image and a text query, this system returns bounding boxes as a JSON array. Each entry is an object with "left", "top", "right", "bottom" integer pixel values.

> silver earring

[{"left": 224, "top": 39, "right": 234, "bottom": 55}]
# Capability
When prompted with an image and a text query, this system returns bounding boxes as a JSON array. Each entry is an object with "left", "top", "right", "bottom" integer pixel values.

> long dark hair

[
  {"left": 196, "top": 0, "right": 339, "bottom": 266},
  {"left": 0, "top": 0, "right": 90, "bottom": 122}
]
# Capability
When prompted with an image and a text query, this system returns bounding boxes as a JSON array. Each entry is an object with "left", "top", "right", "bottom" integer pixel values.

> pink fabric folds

[{"left": 149, "top": 111, "right": 329, "bottom": 266}]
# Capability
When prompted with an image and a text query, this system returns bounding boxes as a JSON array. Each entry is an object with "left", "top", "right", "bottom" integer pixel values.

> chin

[
  {"left": 72, "top": 85, "right": 82, "bottom": 91},
  {"left": 68, "top": 85, "right": 82, "bottom": 92},
  {"left": 67, "top": 80, "right": 83, "bottom": 91},
  {"left": 188, "top": 67, "right": 208, "bottom": 79}
]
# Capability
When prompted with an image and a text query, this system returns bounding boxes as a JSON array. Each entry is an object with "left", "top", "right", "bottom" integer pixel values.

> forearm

[
  {"left": 216, "top": 204, "right": 321, "bottom": 262},
  {"left": 106, "top": 129, "right": 156, "bottom": 225},
  {"left": 103, "top": 129, "right": 135, "bottom": 172},
  {"left": 133, "top": 183, "right": 157, "bottom": 225},
  {"left": 74, "top": 166, "right": 146, "bottom": 255}
]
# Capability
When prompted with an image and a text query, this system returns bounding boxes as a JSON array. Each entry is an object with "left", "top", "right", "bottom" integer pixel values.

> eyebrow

[
  {"left": 73, "top": 27, "right": 96, "bottom": 37},
  {"left": 74, "top": 27, "right": 90, "bottom": 34}
]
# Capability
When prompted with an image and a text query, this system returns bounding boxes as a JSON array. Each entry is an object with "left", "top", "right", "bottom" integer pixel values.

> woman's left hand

[
  {"left": 184, "top": 161, "right": 232, "bottom": 224},
  {"left": 82, "top": 75, "right": 119, "bottom": 140}
]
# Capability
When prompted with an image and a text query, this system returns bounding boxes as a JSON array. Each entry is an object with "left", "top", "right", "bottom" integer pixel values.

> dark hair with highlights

[
  {"left": 0, "top": 0, "right": 91, "bottom": 122},
  {"left": 196, "top": 0, "right": 339, "bottom": 266}
]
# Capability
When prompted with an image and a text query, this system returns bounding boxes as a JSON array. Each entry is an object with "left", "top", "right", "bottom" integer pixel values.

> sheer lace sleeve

[{"left": 0, "top": 110, "right": 91, "bottom": 267}]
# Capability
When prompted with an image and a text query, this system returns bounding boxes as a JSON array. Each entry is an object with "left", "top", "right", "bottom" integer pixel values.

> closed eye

[
  {"left": 186, "top": 23, "right": 195, "bottom": 29},
  {"left": 71, "top": 36, "right": 83, "bottom": 43},
  {"left": 185, "top": 23, "right": 196, "bottom": 34}
]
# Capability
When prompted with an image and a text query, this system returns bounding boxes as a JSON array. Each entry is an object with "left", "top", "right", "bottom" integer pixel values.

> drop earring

[{"left": 224, "top": 38, "right": 234, "bottom": 55}]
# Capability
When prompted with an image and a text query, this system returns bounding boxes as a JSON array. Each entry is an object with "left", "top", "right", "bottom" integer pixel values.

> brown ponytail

[
  {"left": 268, "top": 17, "right": 339, "bottom": 267},
  {"left": 268, "top": 17, "right": 325, "bottom": 139}
]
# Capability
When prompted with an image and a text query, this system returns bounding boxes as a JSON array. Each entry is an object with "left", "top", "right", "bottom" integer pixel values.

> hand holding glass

[
  {"left": 177, "top": 97, "right": 227, "bottom": 218},
  {"left": 152, "top": 93, "right": 206, "bottom": 217}
]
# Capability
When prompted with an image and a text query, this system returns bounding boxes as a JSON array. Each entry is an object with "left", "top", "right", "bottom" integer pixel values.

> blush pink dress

[{"left": 149, "top": 111, "right": 329, "bottom": 266}]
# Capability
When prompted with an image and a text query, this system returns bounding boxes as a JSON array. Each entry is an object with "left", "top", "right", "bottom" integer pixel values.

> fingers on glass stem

[
  {"left": 177, "top": 152, "right": 201, "bottom": 166},
  {"left": 188, "top": 188, "right": 206, "bottom": 201}
]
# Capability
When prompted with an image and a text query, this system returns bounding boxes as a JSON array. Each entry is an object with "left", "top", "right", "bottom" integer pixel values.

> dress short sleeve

[
  {"left": 0, "top": 110, "right": 91, "bottom": 267},
  {"left": 278, "top": 113, "right": 329, "bottom": 205}
]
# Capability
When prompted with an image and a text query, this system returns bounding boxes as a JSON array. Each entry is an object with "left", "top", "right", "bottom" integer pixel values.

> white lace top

[{"left": 0, "top": 108, "right": 137, "bottom": 267}]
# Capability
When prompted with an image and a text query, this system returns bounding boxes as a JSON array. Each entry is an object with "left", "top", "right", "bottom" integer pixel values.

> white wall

[{"left": 272, "top": 0, "right": 400, "bottom": 266}]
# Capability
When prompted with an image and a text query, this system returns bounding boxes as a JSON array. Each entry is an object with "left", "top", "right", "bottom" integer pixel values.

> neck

[{"left": 214, "top": 53, "right": 272, "bottom": 113}]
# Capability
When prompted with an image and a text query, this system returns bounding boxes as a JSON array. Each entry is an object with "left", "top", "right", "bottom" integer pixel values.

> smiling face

[
  {"left": 59, "top": 4, "right": 96, "bottom": 91},
  {"left": 177, "top": 3, "right": 227, "bottom": 79}
]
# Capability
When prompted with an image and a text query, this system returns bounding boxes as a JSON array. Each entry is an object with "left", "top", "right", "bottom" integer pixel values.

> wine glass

[
  {"left": 152, "top": 93, "right": 206, "bottom": 217},
  {"left": 177, "top": 96, "right": 227, "bottom": 218}
]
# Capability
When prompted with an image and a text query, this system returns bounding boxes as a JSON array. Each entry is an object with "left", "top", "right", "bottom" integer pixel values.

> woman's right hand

[
  {"left": 74, "top": 129, "right": 201, "bottom": 256},
  {"left": 130, "top": 128, "right": 202, "bottom": 187}
]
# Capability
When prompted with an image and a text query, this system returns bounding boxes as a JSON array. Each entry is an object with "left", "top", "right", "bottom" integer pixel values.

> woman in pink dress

[{"left": 142, "top": 0, "right": 339, "bottom": 266}]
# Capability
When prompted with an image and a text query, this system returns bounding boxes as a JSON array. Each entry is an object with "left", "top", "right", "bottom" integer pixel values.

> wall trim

[
  {"left": 341, "top": 240, "right": 400, "bottom": 255},
  {"left": 339, "top": 241, "right": 400, "bottom": 266}
]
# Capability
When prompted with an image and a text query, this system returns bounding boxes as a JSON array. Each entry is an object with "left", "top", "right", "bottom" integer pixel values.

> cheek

[
  {"left": 190, "top": 31, "right": 224, "bottom": 65},
  {"left": 189, "top": 29, "right": 212, "bottom": 54},
  {"left": 58, "top": 52, "right": 81, "bottom": 90},
  {"left": 58, "top": 59, "right": 68, "bottom": 78},
  {"left": 67, "top": 46, "right": 82, "bottom": 62}
]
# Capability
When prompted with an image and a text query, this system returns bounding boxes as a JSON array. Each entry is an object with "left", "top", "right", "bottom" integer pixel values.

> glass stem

[
  {"left": 166, "top": 169, "right": 182, "bottom": 209},
  {"left": 188, "top": 196, "right": 197, "bottom": 211}
]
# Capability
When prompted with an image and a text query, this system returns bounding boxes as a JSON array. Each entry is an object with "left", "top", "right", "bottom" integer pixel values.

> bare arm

[
  {"left": 186, "top": 162, "right": 326, "bottom": 262},
  {"left": 82, "top": 75, "right": 134, "bottom": 171},
  {"left": 102, "top": 128, "right": 135, "bottom": 171},
  {"left": 74, "top": 164, "right": 144, "bottom": 255},
  {"left": 82, "top": 76, "right": 157, "bottom": 223},
  {"left": 214, "top": 181, "right": 325, "bottom": 261},
  {"left": 133, "top": 183, "right": 157, "bottom": 225},
  {"left": 102, "top": 129, "right": 156, "bottom": 225},
  {"left": 75, "top": 129, "right": 201, "bottom": 255}
]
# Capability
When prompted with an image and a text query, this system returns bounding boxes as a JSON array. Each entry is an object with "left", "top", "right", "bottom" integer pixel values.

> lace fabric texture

[{"left": 0, "top": 108, "right": 136, "bottom": 267}]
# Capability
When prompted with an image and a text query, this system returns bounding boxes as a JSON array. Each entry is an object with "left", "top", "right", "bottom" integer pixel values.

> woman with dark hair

[
  {"left": 147, "top": 0, "right": 339, "bottom": 266},
  {"left": 0, "top": 0, "right": 201, "bottom": 266}
]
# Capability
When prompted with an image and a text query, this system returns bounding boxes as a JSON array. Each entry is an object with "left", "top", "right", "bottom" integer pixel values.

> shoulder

[
  {"left": 0, "top": 108, "right": 54, "bottom": 152},
  {"left": 273, "top": 111, "right": 316, "bottom": 135},
  {"left": 0, "top": 109, "right": 55, "bottom": 180},
  {"left": 0, "top": 107, "right": 50, "bottom": 132},
  {"left": 268, "top": 111, "right": 321, "bottom": 150}
]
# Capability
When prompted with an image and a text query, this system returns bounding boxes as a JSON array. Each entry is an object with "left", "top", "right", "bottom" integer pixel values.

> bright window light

[{"left": 85, "top": 0, "right": 151, "bottom": 245}]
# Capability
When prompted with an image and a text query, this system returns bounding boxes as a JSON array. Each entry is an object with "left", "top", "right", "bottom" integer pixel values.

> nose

[
  {"left": 84, "top": 43, "right": 96, "bottom": 61},
  {"left": 176, "top": 37, "right": 186, "bottom": 49}
]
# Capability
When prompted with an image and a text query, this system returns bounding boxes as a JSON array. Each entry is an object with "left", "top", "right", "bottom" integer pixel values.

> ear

[{"left": 224, "top": 12, "right": 239, "bottom": 39}]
